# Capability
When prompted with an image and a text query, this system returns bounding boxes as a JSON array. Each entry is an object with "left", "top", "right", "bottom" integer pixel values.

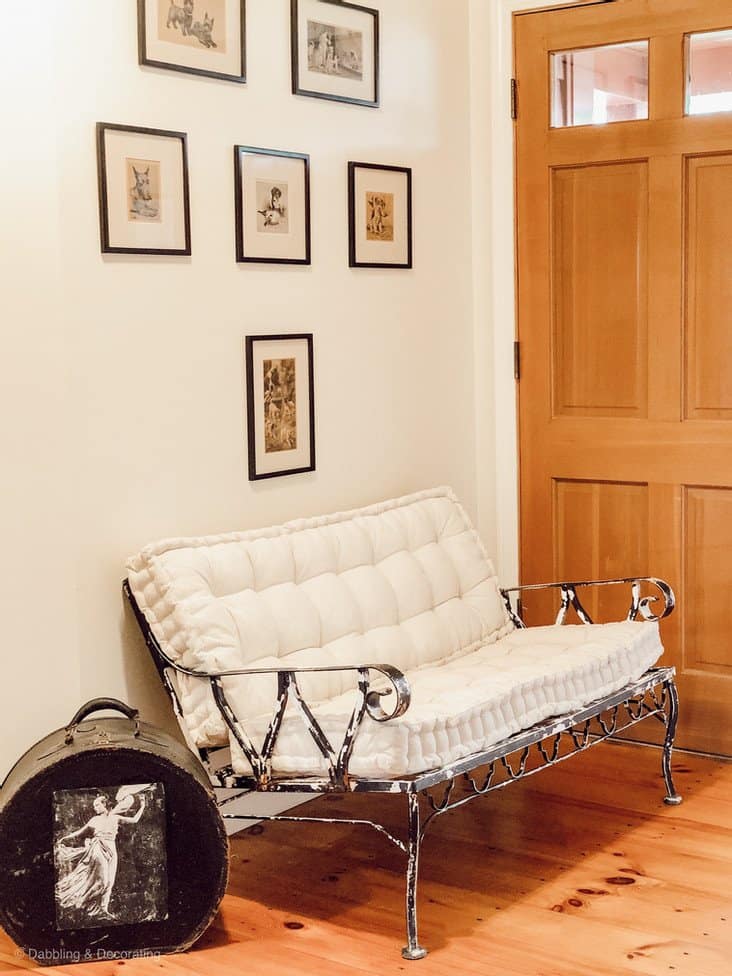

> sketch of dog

[
  {"left": 258, "top": 186, "right": 286, "bottom": 229},
  {"left": 190, "top": 13, "right": 217, "bottom": 48},
  {"left": 167, "top": 0, "right": 194, "bottom": 36},
  {"left": 130, "top": 166, "right": 159, "bottom": 219},
  {"left": 366, "top": 195, "right": 391, "bottom": 239}
]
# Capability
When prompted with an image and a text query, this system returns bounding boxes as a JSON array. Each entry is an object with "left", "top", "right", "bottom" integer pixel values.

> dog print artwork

[
  {"left": 307, "top": 20, "right": 363, "bottom": 80},
  {"left": 256, "top": 181, "right": 289, "bottom": 234},
  {"left": 246, "top": 334, "right": 314, "bottom": 478},
  {"left": 98, "top": 123, "right": 191, "bottom": 253},
  {"left": 53, "top": 783, "right": 168, "bottom": 931},
  {"left": 158, "top": 0, "right": 226, "bottom": 53},
  {"left": 348, "top": 162, "right": 412, "bottom": 268},
  {"left": 366, "top": 191, "right": 393, "bottom": 242},
  {"left": 263, "top": 358, "right": 297, "bottom": 453},
  {"left": 126, "top": 158, "right": 162, "bottom": 222},
  {"left": 235, "top": 148, "right": 309, "bottom": 263},
  {"left": 165, "top": 0, "right": 194, "bottom": 35},
  {"left": 292, "top": 1, "right": 377, "bottom": 107}
]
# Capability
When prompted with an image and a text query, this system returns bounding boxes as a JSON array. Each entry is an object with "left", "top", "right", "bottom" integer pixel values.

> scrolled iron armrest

[
  {"left": 154, "top": 647, "right": 411, "bottom": 724},
  {"left": 153, "top": 638, "right": 410, "bottom": 787},
  {"left": 123, "top": 579, "right": 410, "bottom": 787},
  {"left": 500, "top": 577, "right": 675, "bottom": 628},
  {"left": 361, "top": 664, "right": 412, "bottom": 722}
]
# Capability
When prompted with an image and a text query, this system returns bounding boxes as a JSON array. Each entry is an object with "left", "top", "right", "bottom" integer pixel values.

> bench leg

[
  {"left": 402, "top": 793, "right": 428, "bottom": 960},
  {"left": 662, "top": 679, "right": 683, "bottom": 806}
]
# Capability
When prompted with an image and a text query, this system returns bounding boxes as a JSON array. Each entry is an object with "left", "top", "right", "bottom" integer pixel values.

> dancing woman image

[{"left": 55, "top": 787, "right": 149, "bottom": 921}]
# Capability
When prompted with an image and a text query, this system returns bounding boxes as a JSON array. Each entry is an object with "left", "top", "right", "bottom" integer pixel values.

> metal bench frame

[{"left": 124, "top": 576, "right": 681, "bottom": 961}]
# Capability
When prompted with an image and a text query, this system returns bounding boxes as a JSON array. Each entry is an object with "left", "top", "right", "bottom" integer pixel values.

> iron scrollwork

[
  {"left": 419, "top": 677, "right": 681, "bottom": 836},
  {"left": 500, "top": 576, "right": 675, "bottom": 628}
]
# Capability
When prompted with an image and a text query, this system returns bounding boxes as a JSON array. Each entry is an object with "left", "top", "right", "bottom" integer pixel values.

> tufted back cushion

[{"left": 127, "top": 487, "right": 513, "bottom": 748}]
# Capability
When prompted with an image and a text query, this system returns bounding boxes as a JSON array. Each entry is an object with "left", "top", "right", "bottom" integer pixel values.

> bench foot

[
  {"left": 664, "top": 794, "right": 683, "bottom": 806},
  {"left": 661, "top": 678, "right": 682, "bottom": 806},
  {"left": 402, "top": 946, "right": 429, "bottom": 961},
  {"left": 404, "top": 793, "right": 428, "bottom": 960}
]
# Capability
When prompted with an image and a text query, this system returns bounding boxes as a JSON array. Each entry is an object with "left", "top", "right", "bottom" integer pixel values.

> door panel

[
  {"left": 684, "top": 487, "right": 732, "bottom": 673},
  {"left": 554, "top": 480, "right": 649, "bottom": 623},
  {"left": 515, "top": 0, "right": 732, "bottom": 755},
  {"left": 552, "top": 162, "right": 649, "bottom": 417},
  {"left": 685, "top": 154, "right": 732, "bottom": 420}
]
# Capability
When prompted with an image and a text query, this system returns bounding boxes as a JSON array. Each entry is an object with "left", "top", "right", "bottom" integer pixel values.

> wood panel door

[{"left": 515, "top": 0, "right": 732, "bottom": 755}]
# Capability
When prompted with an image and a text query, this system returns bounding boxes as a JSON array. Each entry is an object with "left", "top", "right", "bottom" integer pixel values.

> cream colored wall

[
  {"left": 0, "top": 0, "right": 486, "bottom": 778},
  {"left": 0, "top": 11, "right": 81, "bottom": 778}
]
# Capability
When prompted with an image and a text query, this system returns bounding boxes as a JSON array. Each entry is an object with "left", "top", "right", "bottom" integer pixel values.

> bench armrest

[
  {"left": 124, "top": 580, "right": 410, "bottom": 788},
  {"left": 500, "top": 577, "right": 675, "bottom": 629},
  {"left": 159, "top": 650, "right": 410, "bottom": 724}
]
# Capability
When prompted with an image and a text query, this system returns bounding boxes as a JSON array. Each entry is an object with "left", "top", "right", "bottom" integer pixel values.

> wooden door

[{"left": 515, "top": 0, "right": 732, "bottom": 755}]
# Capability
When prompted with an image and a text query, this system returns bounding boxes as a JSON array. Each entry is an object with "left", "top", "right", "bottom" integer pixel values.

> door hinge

[
  {"left": 513, "top": 340, "right": 521, "bottom": 381},
  {"left": 511, "top": 78, "right": 518, "bottom": 120}
]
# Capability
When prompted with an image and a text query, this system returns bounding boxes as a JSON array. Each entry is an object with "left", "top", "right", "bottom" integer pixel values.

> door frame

[{"left": 483, "top": 0, "right": 615, "bottom": 586}]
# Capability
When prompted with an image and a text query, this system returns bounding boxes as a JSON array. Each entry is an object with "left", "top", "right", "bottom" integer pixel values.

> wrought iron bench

[{"left": 124, "top": 488, "right": 680, "bottom": 961}]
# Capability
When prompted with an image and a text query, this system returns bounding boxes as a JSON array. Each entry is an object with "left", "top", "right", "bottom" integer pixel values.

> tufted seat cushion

[
  {"left": 226, "top": 620, "right": 662, "bottom": 778},
  {"left": 127, "top": 487, "right": 664, "bottom": 778}
]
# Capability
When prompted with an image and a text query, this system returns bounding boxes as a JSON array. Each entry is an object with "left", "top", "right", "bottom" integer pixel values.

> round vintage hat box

[{"left": 0, "top": 699, "right": 228, "bottom": 965}]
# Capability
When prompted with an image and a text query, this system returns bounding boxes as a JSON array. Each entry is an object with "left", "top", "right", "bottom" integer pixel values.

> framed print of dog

[
  {"left": 348, "top": 162, "right": 412, "bottom": 268},
  {"left": 245, "top": 334, "right": 315, "bottom": 480},
  {"left": 97, "top": 123, "right": 191, "bottom": 255},
  {"left": 138, "top": 0, "right": 246, "bottom": 83},
  {"left": 291, "top": 0, "right": 379, "bottom": 107},
  {"left": 234, "top": 146, "right": 311, "bottom": 265}
]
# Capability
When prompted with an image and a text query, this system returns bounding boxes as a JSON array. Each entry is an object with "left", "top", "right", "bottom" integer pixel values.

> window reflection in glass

[
  {"left": 687, "top": 30, "right": 732, "bottom": 116},
  {"left": 551, "top": 41, "right": 649, "bottom": 128}
]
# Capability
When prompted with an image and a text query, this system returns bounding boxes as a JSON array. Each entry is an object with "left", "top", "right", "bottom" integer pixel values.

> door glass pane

[
  {"left": 551, "top": 41, "right": 649, "bottom": 128},
  {"left": 687, "top": 30, "right": 732, "bottom": 116}
]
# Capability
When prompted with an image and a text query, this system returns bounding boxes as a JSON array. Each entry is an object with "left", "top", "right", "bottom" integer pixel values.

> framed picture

[
  {"left": 138, "top": 0, "right": 246, "bottom": 83},
  {"left": 348, "top": 162, "right": 413, "bottom": 268},
  {"left": 234, "top": 146, "right": 311, "bottom": 265},
  {"left": 97, "top": 122, "right": 191, "bottom": 255},
  {"left": 245, "top": 334, "right": 315, "bottom": 480},
  {"left": 291, "top": 0, "right": 379, "bottom": 107}
]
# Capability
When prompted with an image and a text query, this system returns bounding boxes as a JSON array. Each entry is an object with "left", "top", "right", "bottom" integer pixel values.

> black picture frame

[
  {"left": 137, "top": 0, "right": 247, "bottom": 84},
  {"left": 245, "top": 334, "right": 316, "bottom": 481},
  {"left": 96, "top": 122, "right": 192, "bottom": 256},
  {"left": 348, "top": 161, "right": 413, "bottom": 269},
  {"left": 234, "top": 146, "right": 311, "bottom": 265},
  {"left": 290, "top": 0, "right": 379, "bottom": 108}
]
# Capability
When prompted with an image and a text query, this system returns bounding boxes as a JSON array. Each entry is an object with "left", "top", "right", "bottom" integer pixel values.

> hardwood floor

[{"left": 1, "top": 743, "right": 730, "bottom": 975}]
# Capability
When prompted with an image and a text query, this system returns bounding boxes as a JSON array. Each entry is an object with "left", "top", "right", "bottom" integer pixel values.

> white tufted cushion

[
  {"left": 127, "top": 488, "right": 664, "bottom": 778},
  {"left": 224, "top": 621, "right": 663, "bottom": 778},
  {"left": 224, "top": 620, "right": 662, "bottom": 778},
  {"left": 127, "top": 488, "right": 512, "bottom": 749}
]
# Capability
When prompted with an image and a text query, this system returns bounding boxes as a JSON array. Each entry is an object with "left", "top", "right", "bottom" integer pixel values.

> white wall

[{"left": 0, "top": 0, "right": 486, "bottom": 778}]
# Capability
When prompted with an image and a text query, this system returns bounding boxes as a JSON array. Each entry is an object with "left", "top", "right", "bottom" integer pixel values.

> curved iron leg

[
  {"left": 402, "top": 793, "right": 428, "bottom": 960},
  {"left": 662, "top": 679, "right": 683, "bottom": 805}
]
